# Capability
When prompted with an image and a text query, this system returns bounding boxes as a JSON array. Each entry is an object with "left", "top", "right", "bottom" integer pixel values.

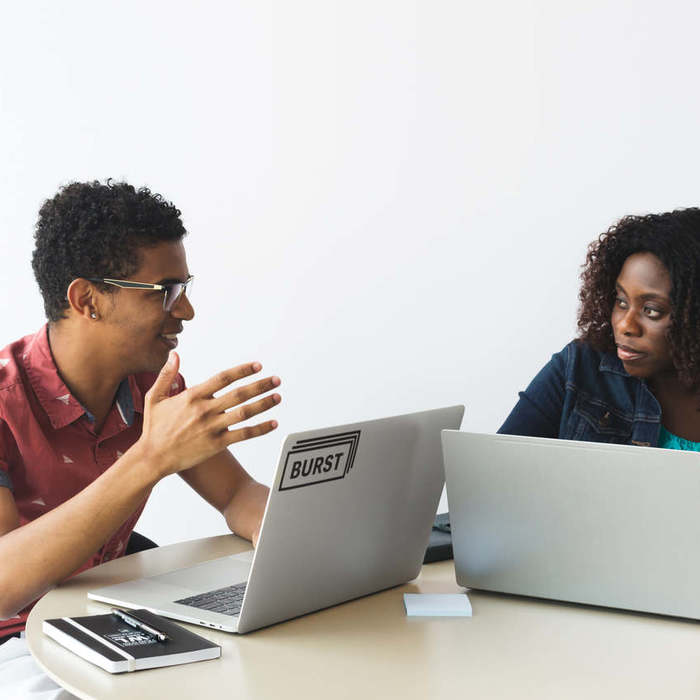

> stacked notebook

[{"left": 43, "top": 609, "right": 221, "bottom": 673}]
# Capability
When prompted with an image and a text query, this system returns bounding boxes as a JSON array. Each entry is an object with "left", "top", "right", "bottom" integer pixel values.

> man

[{"left": 0, "top": 181, "right": 281, "bottom": 671}]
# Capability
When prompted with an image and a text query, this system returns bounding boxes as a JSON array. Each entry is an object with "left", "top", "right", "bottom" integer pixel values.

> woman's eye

[
  {"left": 615, "top": 297, "right": 628, "bottom": 308},
  {"left": 644, "top": 307, "right": 662, "bottom": 319}
]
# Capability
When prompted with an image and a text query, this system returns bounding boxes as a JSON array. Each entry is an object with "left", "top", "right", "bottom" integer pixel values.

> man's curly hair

[
  {"left": 32, "top": 180, "right": 187, "bottom": 322},
  {"left": 578, "top": 208, "right": 700, "bottom": 389}
]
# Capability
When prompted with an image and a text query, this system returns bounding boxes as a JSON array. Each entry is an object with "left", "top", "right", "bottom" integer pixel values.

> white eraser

[{"left": 403, "top": 593, "right": 472, "bottom": 617}]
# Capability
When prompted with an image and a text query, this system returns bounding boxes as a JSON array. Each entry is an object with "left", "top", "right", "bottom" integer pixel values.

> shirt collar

[
  {"left": 120, "top": 376, "right": 144, "bottom": 426},
  {"left": 25, "top": 325, "right": 142, "bottom": 430}
]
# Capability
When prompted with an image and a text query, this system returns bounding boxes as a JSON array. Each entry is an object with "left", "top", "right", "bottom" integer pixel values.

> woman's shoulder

[
  {"left": 569, "top": 338, "right": 610, "bottom": 360},
  {"left": 543, "top": 339, "right": 627, "bottom": 391},
  {"left": 545, "top": 339, "right": 610, "bottom": 373},
  {"left": 556, "top": 339, "right": 639, "bottom": 410}
]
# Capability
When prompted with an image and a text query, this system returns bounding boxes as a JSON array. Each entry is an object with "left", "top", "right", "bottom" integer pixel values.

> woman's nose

[{"left": 616, "top": 307, "right": 641, "bottom": 336}]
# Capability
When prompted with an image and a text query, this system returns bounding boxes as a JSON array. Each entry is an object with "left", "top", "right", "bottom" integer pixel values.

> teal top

[{"left": 658, "top": 425, "right": 700, "bottom": 452}]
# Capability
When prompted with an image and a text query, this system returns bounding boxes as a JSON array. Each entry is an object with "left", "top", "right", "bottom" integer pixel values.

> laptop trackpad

[{"left": 149, "top": 554, "right": 251, "bottom": 591}]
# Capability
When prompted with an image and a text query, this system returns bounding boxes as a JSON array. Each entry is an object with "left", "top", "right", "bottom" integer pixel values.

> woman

[{"left": 499, "top": 208, "right": 700, "bottom": 450}]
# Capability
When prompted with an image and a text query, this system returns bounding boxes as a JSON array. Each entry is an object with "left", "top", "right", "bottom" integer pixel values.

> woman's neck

[{"left": 648, "top": 372, "right": 700, "bottom": 441}]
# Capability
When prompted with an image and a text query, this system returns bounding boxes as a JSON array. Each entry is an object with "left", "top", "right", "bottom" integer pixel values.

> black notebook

[{"left": 43, "top": 609, "right": 221, "bottom": 673}]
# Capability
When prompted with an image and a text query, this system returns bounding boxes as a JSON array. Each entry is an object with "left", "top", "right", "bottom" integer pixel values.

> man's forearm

[
  {"left": 0, "top": 444, "right": 159, "bottom": 619},
  {"left": 224, "top": 479, "right": 269, "bottom": 543}
]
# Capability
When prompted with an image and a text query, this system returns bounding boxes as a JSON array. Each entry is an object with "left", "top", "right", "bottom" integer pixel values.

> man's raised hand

[{"left": 139, "top": 352, "right": 280, "bottom": 479}]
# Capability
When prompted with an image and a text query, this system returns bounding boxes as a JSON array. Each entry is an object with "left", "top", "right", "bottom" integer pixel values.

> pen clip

[{"left": 111, "top": 608, "right": 169, "bottom": 642}]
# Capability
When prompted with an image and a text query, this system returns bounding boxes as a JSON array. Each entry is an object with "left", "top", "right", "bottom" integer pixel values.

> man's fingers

[
  {"left": 215, "top": 393, "right": 281, "bottom": 432},
  {"left": 212, "top": 376, "right": 281, "bottom": 412},
  {"left": 145, "top": 351, "right": 180, "bottom": 403},
  {"left": 193, "top": 362, "right": 262, "bottom": 398},
  {"left": 222, "top": 419, "right": 279, "bottom": 447}
]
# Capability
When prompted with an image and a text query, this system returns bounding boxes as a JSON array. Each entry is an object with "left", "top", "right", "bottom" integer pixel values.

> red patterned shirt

[{"left": 0, "top": 325, "right": 184, "bottom": 636}]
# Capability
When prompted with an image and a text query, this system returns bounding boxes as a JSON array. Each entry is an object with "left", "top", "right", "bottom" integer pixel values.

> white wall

[{"left": 2, "top": 0, "right": 699, "bottom": 545}]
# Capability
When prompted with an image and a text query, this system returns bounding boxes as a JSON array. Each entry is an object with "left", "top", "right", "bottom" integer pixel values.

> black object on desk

[
  {"left": 43, "top": 608, "right": 220, "bottom": 673},
  {"left": 423, "top": 512, "right": 453, "bottom": 563}
]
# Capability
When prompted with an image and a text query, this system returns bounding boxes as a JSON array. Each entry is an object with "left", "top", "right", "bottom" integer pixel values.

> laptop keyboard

[{"left": 175, "top": 582, "right": 248, "bottom": 616}]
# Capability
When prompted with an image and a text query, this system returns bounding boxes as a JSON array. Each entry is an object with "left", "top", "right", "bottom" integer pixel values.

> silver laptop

[
  {"left": 89, "top": 405, "right": 464, "bottom": 633},
  {"left": 442, "top": 430, "right": 700, "bottom": 619}
]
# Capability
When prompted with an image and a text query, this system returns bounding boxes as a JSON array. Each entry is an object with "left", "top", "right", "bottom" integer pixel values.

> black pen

[{"left": 111, "top": 608, "right": 169, "bottom": 642}]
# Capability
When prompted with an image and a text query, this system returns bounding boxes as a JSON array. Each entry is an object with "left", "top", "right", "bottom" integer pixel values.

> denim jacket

[{"left": 498, "top": 340, "right": 662, "bottom": 446}]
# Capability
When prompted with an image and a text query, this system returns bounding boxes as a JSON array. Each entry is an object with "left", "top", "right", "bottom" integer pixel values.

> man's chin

[
  {"left": 151, "top": 353, "right": 171, "bottom": 374},
  {"left": 134, "top": 351, "right": 171, "bottom": 376}
]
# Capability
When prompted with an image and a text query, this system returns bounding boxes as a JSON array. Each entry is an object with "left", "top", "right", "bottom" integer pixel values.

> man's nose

[{"left": 170, "top": 292, "right": 195, "bottom": 321}]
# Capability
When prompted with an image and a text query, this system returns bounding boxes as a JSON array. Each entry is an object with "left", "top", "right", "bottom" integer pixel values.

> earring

[{"left": 90, "top": 312, "right": 97, "bottom": 319}]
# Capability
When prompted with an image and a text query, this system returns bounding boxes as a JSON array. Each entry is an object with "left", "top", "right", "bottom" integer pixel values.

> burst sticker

[{"left": 279, "top": 431, "right": 361, "bottom": 491}]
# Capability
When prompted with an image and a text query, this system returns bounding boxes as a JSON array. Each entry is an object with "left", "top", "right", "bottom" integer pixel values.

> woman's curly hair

[
  {"left": 32, "top": 180, "right": 187, "bottom": 322},
  {"left": 578, "top": 208, "right": 700, "bottom": 389}
]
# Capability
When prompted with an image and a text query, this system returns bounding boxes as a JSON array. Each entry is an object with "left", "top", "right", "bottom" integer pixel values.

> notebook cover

[{"left": 43, "top": 608, "right": 221, "bottom": 672}]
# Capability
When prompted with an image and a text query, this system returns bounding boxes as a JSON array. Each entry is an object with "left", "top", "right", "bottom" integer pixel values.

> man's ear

[{"left": 66, "top": 278, "right": 101, "bottom": 321}]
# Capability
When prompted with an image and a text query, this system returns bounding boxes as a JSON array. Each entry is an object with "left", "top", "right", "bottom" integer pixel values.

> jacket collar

[{"left": 598, "top": 350, "right": 631, "bottom": 378}]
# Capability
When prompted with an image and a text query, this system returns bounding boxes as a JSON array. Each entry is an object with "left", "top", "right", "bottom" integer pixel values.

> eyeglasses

[{"left": 85, "top": 275, "right": 194, "bottom": 312}]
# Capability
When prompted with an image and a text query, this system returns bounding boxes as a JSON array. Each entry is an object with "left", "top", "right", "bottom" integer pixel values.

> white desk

[{"left": 26, "top": 534, "right": 700, "bottom": 699}]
